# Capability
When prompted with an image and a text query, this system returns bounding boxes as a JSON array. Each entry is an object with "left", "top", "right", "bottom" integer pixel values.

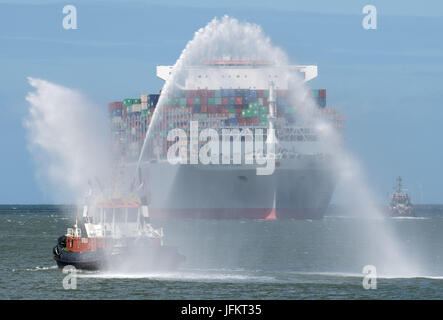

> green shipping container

[
  {"left": 215, "top": 97, "right": 222, "bottom": 105},
  {"left": 123, "top": 99, "right": 133, "bottom": 107},
  {"left": 194, "top": 98, "right": 201, "bottom": 104},
  {"left": 215, "top": 90, "right": 221, "bottom": 98},
  {"left": 249, "top": 103, "right": 259, "bottom": 110},
  {"left": 174, "top": 90, "right": 183, "bottom": 98},
  {"left": 286, "top": 106, "right": 296, "bottom": 114},
  {"left": 208, "top": 98, "right": 215, "bottom": 105}
]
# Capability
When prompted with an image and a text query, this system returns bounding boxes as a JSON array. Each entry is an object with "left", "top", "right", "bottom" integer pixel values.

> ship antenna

[{"left": 397, "top": 176, "right": 402, "bottom": 193}]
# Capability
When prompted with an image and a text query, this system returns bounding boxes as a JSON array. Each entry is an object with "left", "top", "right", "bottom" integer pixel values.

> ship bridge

[{"left": 156, "top": 61, "right": 318, "bottom": 90}]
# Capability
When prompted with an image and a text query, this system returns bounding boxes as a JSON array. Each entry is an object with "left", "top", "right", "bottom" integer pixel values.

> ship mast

[
  {"left": 267, "top": 81, "right": 278, "bottom": 148},
  {"left": 397, "top": 176, "right": 402, "bottom": 193}
]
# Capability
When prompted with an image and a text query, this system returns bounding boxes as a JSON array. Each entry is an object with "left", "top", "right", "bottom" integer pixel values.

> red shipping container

[
  {"left": 108, "top": 101, "right": 122, "bottom": 111},
  {"left": 257, "top": 90, "right": 264, "bottom": 98},
  {"left": 222, "top": 97, "right": 229, "bottom": 105},
  {"left": 186, "top": 98, "right": 194, "bottom": 106},
  {"left": 277, "top": 90, "right": 288, "bottom": 98},
  {"left": 319, "top": 89, "right": 326, "bottom": 98},
  {"left": 197, "top": 89, "right": 207, "bottom": 97},
  {"left": 208, "top": 106, "right": 217, "bottom": 113},
  {"left": 207, "top": 90, "right": 215, "bottom": 98},
  {"left": 201, "top": 105, "right": 207, "bottom": 113},
  {"left": 235, "top": 96, "right": 242, "bottom": 105}
]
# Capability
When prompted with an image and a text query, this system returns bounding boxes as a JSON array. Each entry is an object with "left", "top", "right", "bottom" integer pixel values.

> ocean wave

[
  {"left": 77, "top": 269, "right": 276, "bottom": 283},
  {"left": 22, "top": 265, "right": 58, "bottom": 272}
]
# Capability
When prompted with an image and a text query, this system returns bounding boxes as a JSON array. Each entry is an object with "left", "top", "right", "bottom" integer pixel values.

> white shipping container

[
  {"left": 132, "top": 104, "right": 142, "bottom": 112},
  {"left": 112, "top": 116, "right": 122, "bottom": 124},
  {"left": 141, "top": 102, "right": 148, "bottom": 110},
  {"left": 141, "top": 94, "right": 148, "bottom": 103}
]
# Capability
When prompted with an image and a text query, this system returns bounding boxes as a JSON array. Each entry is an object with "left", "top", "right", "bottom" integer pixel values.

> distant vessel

[
  {"left": 52, "top": 198, "right": 185, "bottom": 271},
  {"left": 388, "top": 176, "right": 414, "bottom": 217}
]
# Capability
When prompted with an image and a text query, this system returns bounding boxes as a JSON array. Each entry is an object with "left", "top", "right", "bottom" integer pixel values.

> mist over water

[
  {"left": 22, "top": 17, "right": 429, "bottom": 281},
  {"left": 24, "top": 78, "right": 111, "bottom": 202},
  {"left": 137, "top": 16, "right": 425, "bottom": 278}
]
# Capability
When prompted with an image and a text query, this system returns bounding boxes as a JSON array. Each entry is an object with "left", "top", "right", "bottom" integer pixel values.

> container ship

[{"left": 107, "top": 60, "right": 345, "bottom": 219}]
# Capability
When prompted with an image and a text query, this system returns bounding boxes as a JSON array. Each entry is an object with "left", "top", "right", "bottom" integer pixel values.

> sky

[{"left": 1, "top": 0, "right": 442, "bottom": 204}]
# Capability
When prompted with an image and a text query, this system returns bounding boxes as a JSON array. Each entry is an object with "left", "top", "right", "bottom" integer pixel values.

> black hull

[
  {"left": 53, "top": 243, "right": 185, "bottom": 271},
  {"left": 54, "top": 256, "right": 103, "bottom": 271}
]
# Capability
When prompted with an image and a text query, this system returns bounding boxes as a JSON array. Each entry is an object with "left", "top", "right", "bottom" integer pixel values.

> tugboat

[
  {"left": 53, "top": 197, "right": 186, "bottom": 271},
  {"left": 388, "top": 176, "right": 414, "bottom": 217}
]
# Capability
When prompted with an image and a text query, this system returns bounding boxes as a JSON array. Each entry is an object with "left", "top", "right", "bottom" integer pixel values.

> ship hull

[
  {"left": 53, "top": 243, "right": 185, "bottom": 271},
  {"left": 142, "top": 157, "right": 336, "bottom": 220}
]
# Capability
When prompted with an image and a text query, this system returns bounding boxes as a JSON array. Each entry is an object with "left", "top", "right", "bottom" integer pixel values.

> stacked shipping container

[{"left": 108, "top": 88, "right": 344, "bottom": 159}]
